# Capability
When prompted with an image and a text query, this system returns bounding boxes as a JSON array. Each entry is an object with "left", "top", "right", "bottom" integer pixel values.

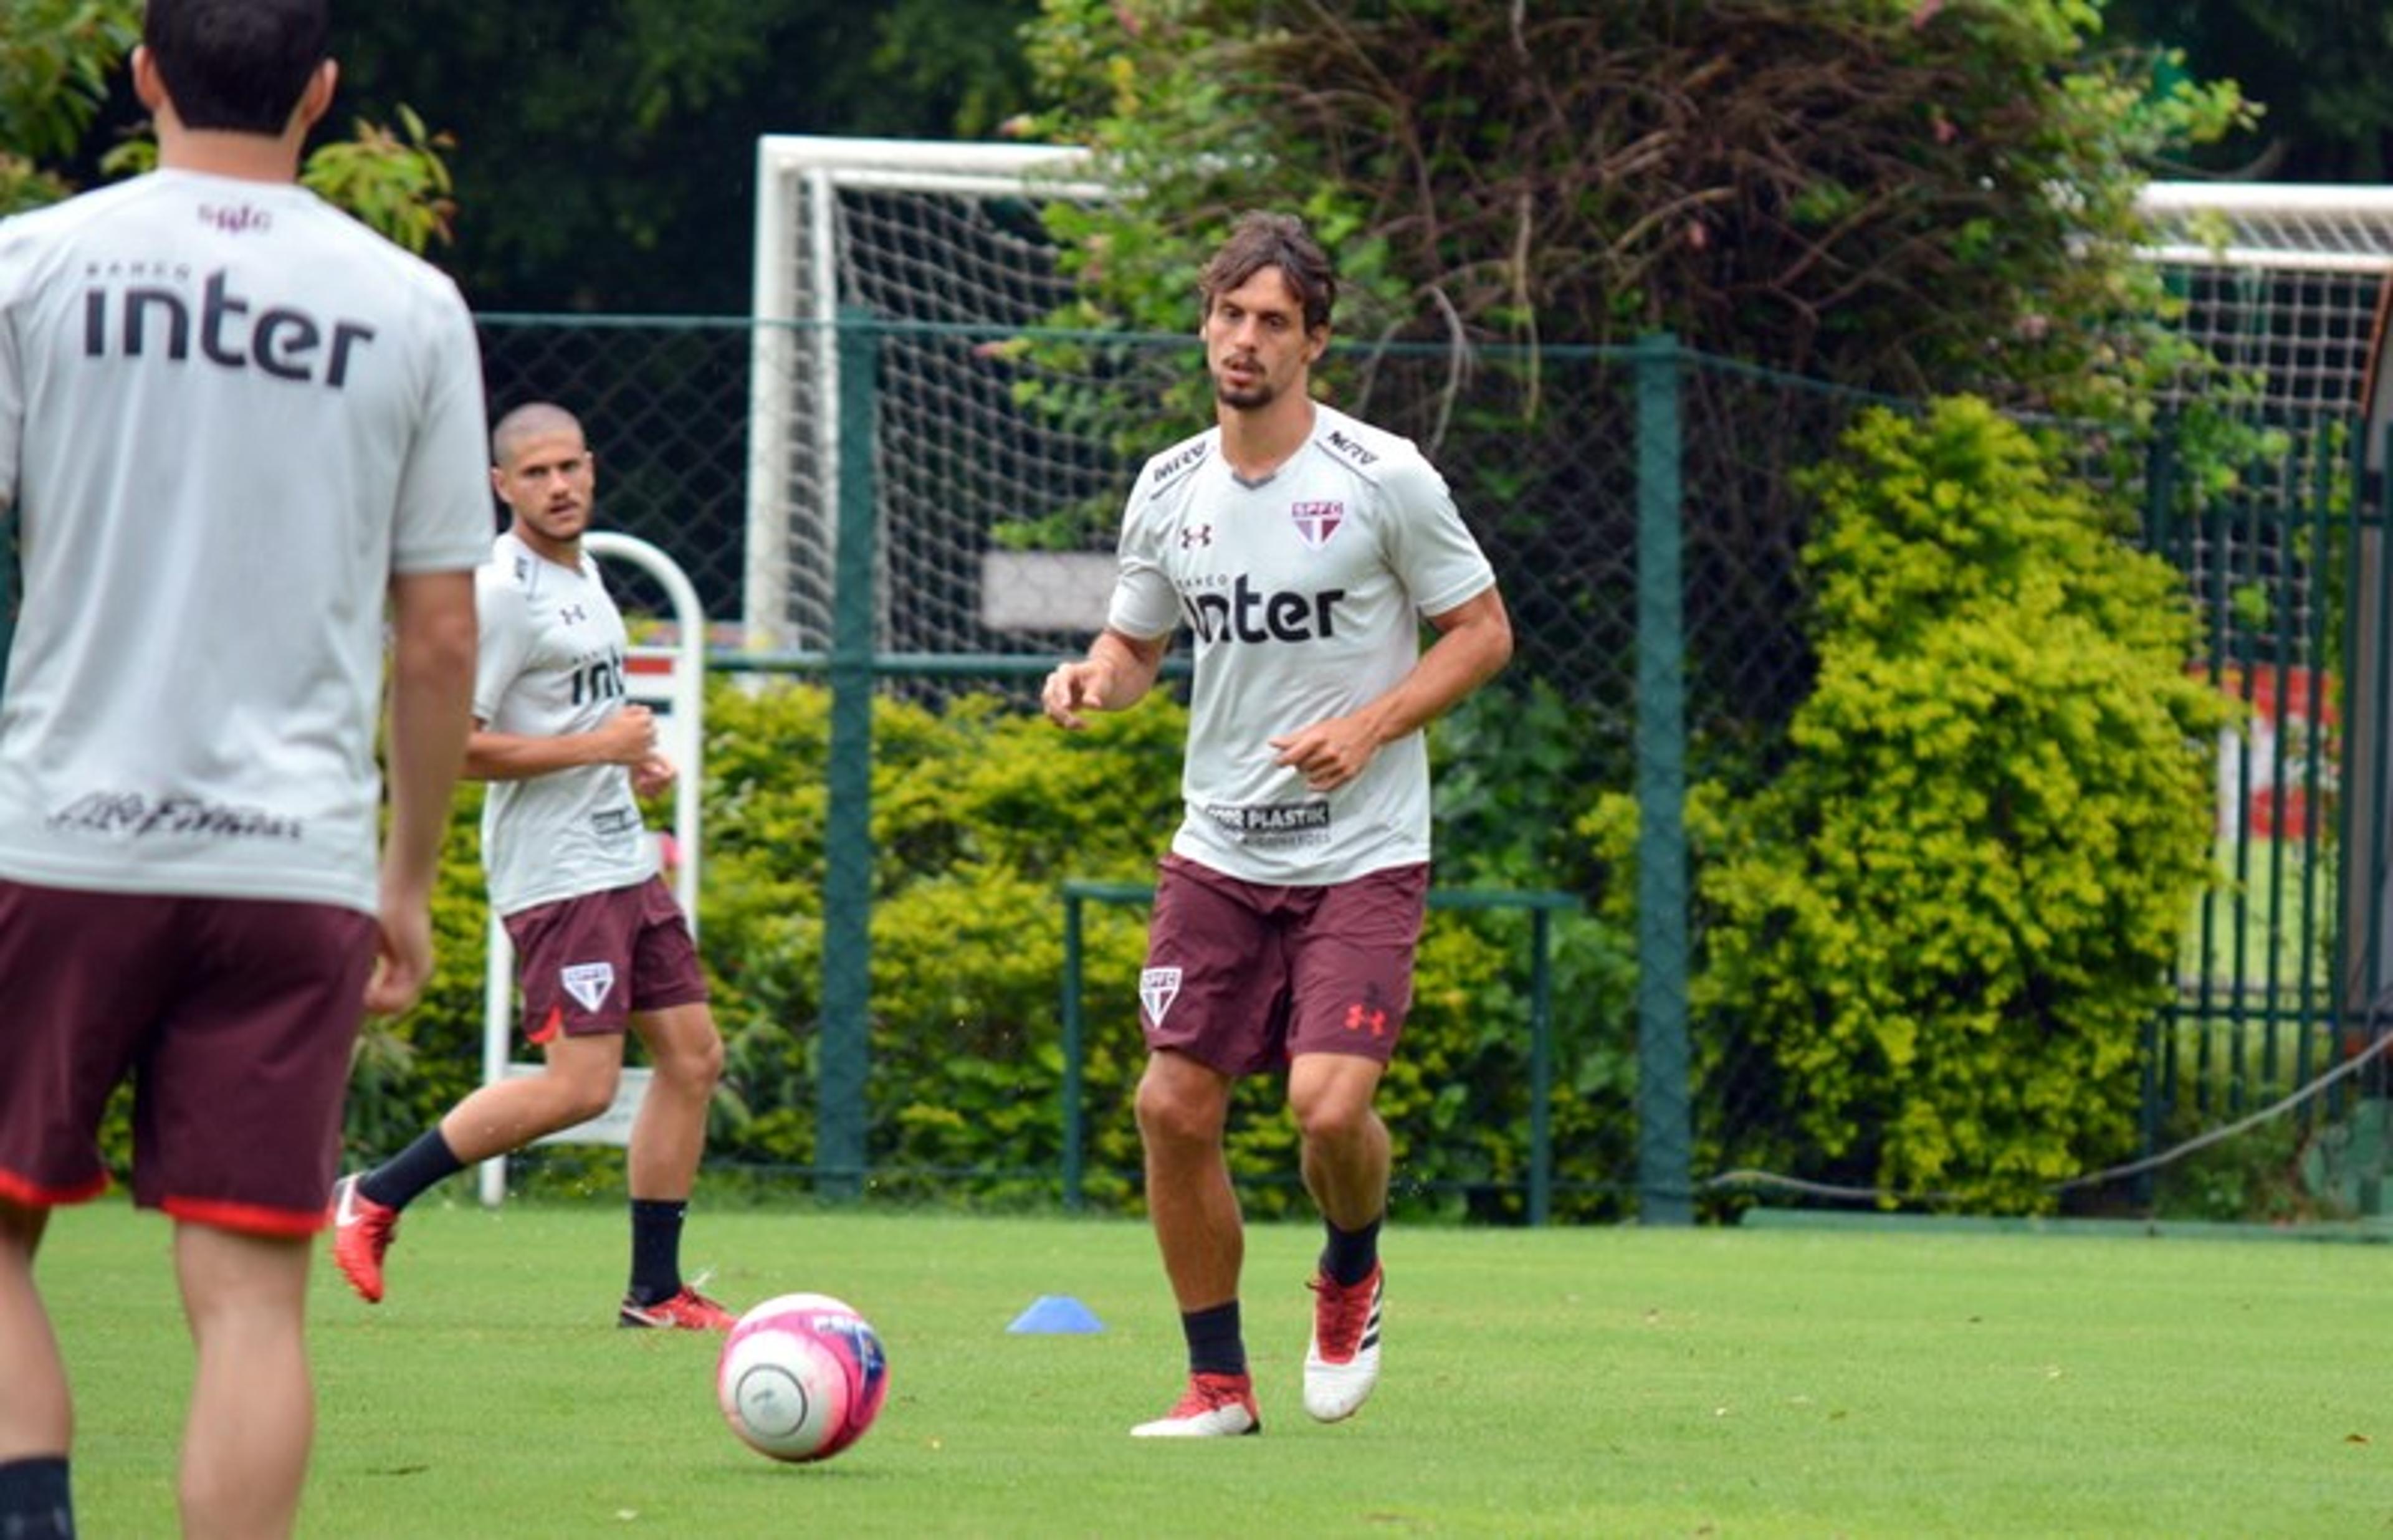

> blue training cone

[{"left": 1007, "top": 1294, "right": 1105, "bottom": 1334}]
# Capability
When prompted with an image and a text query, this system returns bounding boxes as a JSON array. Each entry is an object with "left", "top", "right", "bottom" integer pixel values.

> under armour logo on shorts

[
  {"left": 1140, "top": 967, "right": 1183, "bottom": 1025},
  {"left": 561, "top": 961, "right": 616, "bottom": 1013}
]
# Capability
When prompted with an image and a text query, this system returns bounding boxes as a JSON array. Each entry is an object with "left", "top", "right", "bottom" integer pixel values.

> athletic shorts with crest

[
  {"left": 504, "top": 873, "right": 709, "bottom": 1043},
  {"left": 1139, "top": 853, "right": 1429, "bottom": 1078},
  {"left": 0, "top": 879, "right": 376, "bottom": 1235}
]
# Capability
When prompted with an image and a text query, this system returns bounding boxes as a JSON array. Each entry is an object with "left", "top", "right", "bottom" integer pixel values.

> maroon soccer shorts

[
  {"left": 0, "top": 879, "right": 376, "bottom": 1235},
  {"left": 503, "top": 873, "right": 709, "bottom": 1044},
  {"left": 1139, "top": 853, "right": 1430, "bottom": 1078}
]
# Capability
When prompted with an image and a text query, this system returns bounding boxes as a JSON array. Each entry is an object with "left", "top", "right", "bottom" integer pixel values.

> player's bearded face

[
  {"left": 1204, "top": 267, "right": 1322, "bottom": 412},
  {"left": 495, "top": 429, "right": 596, "bottom": 546}
]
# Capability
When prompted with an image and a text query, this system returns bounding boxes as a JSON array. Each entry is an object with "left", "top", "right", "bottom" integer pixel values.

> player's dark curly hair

[
  {"left": 143, "top": 0, "right": 328, "bottom": 135},
  {"left": 1198, "top": 212, "right": 1337, "bottom": 335}
]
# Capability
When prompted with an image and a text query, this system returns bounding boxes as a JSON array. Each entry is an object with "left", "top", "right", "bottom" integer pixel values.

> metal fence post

[
  {"left": 1633, "top": 332, "right": 1694, "bottom": 1225},
  {"left": 818, "top": 310, "right": 880, "bottom": 1200},
  {"left": 1529, "top": 903, "right": 1555, "bottom": 1227},
  {"left": 1060, "top": 887, "right": 1087, "bottom": 1212}
]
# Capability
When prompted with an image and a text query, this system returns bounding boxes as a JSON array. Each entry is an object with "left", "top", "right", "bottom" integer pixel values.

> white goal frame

[
  {"left": 744, "top": 135, "right": 1104, "bottom": 652},
  {"left": 2139, "top": 181, "right": 2393, "bottom": 273},
  {"left": 2136, "top": 183, "right": 2393, "bottom": 1017},
  {"left": 738, "top": 151, "right": 2393, "bottom": 1005}
]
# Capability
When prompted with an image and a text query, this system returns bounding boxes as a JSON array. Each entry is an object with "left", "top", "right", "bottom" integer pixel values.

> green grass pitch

[{"left": 40, "top": 1199, "right": 2393, "bottom": 1536}]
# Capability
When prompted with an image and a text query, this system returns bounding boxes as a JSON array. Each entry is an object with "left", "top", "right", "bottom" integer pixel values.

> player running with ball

[{"left": 1043, "top": 212, "right": 1511, "bottom": 1437}]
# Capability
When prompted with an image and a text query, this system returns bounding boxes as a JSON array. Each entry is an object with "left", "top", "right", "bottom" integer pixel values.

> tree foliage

[
  {"left": 7, "top": 0, "right": 1043, "bottom": 308},
  {"left": 2108, "top": 0, "right": 2393, "bottom": 181},
  {"left": 1027, "top": 0, "right": 2248, "bottom": 414},
  {"left": 321, "top": 0, "right": 1042, "bottom": 311},
  {"left": 1, "top": 0, "right": 139, "bottom": 215},
  {"left": 2, "top": 0, "right": 458, "bottom": 252}
]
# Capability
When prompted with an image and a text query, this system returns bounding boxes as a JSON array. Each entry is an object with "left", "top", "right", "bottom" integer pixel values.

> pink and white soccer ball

[{"left": 715, "top": 1292, "right": 890, "bottom": 1463}]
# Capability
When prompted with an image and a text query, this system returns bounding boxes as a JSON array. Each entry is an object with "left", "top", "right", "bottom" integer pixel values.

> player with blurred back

[{"left": 0, "top": 1, "right": 489, "bottom": 1533}]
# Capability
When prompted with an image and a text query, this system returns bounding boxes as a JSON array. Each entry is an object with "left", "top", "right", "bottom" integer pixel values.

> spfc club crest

[
  {"left": 561, "top": 961, "right": 616, "bottom": 1013},
  {"left": 1140, "top": 967, "right": 1183, "bottom": 1025},
  {"left": 1289, "top": 500, "right": 1345, "bottom": 549}
]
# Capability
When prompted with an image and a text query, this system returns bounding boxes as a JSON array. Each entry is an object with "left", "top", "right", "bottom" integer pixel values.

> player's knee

[
  {"left": 556, "top": 1075, "right": 619, "bottom": 1126},
  {"left": 669, "top": 1030, "right": 725, "bottom": 1091},
  {"left": 1134, "top": 1077, "right": 1218, "bottom": 1148},
  {"left": 651, "top": 1020, "right": 724, "bottom": 1091},
  {"left": 1291, "top": 1090, "right": 1373, "bottom": 1148}
]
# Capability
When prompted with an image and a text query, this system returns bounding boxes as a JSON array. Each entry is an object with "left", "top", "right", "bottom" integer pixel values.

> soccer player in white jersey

[
  {"left": 1043, "top": 212, "right": 1512, "bottom": 1438},
  {"left": 329, "top": 402, "right": 735, "bottom": 1332},
  {"left": 0, "top": 2, "right": 487, "bottom": 1533}
]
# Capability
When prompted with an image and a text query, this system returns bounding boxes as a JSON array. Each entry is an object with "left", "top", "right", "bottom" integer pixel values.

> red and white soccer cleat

[
  {"left": 328, "top": 1174, "right": 400, "bottom": 1305},
  {"left": 619, "top": 1285, "right": 737, "bottom": 1331},
  {"left": 1129, "top": 1372, "right": 1261, "bottom": 1438},
  {"left": 1302, "top": 1264, "right": 1383, "bottom": 1422}
]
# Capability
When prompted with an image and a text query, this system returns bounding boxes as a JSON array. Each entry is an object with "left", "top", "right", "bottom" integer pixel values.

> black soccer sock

[
  {"left": 1320, "top": 1214, "right": 1383, "bottom": 1288},
  {"left": 0, "top": 1456, "right": 76, "bottom": 1539},
  {"left": 628, "top": 1198, "right": 690, "bottom": 1305},
  {"left": 359, "top": 1128, "right": 465, "bottom": 1211},
  {"left": 1182, "top": 1300, "right": 1246, "bottom": 1379}
]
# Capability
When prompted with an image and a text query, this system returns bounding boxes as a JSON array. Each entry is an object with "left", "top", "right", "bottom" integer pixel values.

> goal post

[
  {"left": 2136, "top": 181, "right": 2393, "bottom": 1022},
  {"left": 745, "top": 135, "right": 1107, "bottom": 654}
]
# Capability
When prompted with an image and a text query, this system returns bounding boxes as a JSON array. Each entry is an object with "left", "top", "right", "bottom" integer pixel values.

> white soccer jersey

[
  {"left": 0, "top": 169, "right": 492, "bottom": 913},
  {"left": 474, "top": 531, "right": 659, "bottom": 916},
  {"left": 1106, "top": 401, "right": 1496, "bottom": 885}
]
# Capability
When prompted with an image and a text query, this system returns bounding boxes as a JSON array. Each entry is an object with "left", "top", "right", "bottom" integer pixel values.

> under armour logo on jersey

[
  {"left": 561, "top": 962, "right": 616, "bottom": 1013},
  {"left": 1140, "top": 967, "right": 1183, "bottom": 1025},
  {"left": 1342, "top": 1002, "right": 1390, "bottom": 1037},
  {"left": 1179, "top": 525, "right": 1214, "bottom": 549},
  {"left": 1290, "top": 501, "right": 1345, "bottom": 549},
  {"left": 560, "top": 604, "right": 587, "bottom": 624}
]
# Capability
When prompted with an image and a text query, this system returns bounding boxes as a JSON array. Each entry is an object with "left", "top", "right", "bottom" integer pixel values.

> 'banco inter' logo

[
  {"left": 82, "top": 267, "right": 378, "bottom": 389},
  {"left": 1182, "top": 574, "right": 1347, "bottom": 644}
]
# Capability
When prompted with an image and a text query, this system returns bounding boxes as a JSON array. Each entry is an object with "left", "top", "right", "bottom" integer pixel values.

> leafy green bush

[
  {"left": 330, "top": 676, "right": 1615, "bottom": 1221},
  {"left": 1589, "top": 397, "right": 2227, "bottom": 1214}
]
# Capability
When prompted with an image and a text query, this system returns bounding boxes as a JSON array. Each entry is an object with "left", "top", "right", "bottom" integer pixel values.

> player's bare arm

[
  {"left": 1270, "top": 585, "right": 1513, "bottom": 792},
  {"left": 1043, "top": 628, "right": 1169, "bottom": 730},
  {"left": 371, "top": 568, "right": 479, "bottom": 1015},
  {"left": 465, "top": 702, "right": 659, "bottom": 781}
]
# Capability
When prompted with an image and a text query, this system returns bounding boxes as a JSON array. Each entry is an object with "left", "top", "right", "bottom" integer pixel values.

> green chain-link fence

[{"left": 455, "top": 313, "right": 2372, "bottom": 1224}]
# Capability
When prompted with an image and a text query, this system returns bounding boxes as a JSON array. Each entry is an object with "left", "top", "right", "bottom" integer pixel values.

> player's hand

[
  {"left": 1041, "top": 660, "right": 1106, "bottom": 731},
  {"left": 1269, "top": 715, "right": 1378, "bottom": 792},
  {"left": 632, "top": 754, "right": 677, "bottom": 799},
  {"left": 596, "top": 704, "right": 659, "bottom": 765},
  {"left": 364, "top": 896, "right": 434, "bottom": 1016}
]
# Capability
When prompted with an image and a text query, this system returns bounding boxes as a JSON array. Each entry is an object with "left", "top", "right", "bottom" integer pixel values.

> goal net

[
  {"left": 2135, "top": 183, "right": 2393, "bottom": 1015},
  {"left": 2138, "top": 182, "right": 2393, "bottom": 465},
  {"left": 743, "top": 148, "right": 2393, "bottom": 642},
  {"left": 744, "top": 135, "right": 1111, "bottom": 656}
]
